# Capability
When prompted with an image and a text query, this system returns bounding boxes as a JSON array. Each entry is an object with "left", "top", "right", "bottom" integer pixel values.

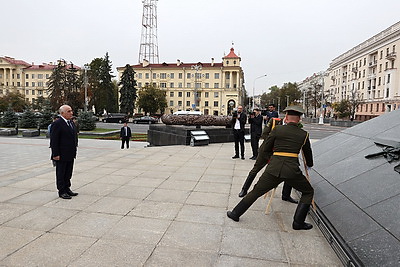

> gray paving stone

[
  {"left": 7, "top": 190, "right": 57, "bottom": 206},
  {"left": 159, "top": 221, "right": 223, "bottom": 252},
  {"left": 145, "top": 188, "right": 190, "bottom": 203},
  {"left": 186, "top": 191, "right": 229, "bottom": 207},
  {"left": 194, "top": 181, "right": 231, "bottom": 194},
  {"left": 4, "top": 206, "right": 78, "bottom": 232},
  {"left": 221, "top": 227, "right": 286, "bottom": 261},
  {"left": 84, "top": 196, "right": 140, "bottom": 215},
  {"left": 0, "top": 203, "right": 35, "bottom": 225},
  {"left": 0, "top": 232, "right": 96, "bottom": 266},
  {"left": 108, "top": 184, "right": 154, "bottom": 200},
  {"left": 158, "top": 179, "right": 197, "bottom": 191},
  {"left": 70, "top": 239, "right": 154, "bottom": 267},
  {"left": 76, "top": 182, "right": 120, "bottom": 197},
  {"left": 175, "top": 204, "right": 226, "bottom": 225},
  {"left": 127, "top": 177, "right": 166, "bottom": 188},
  {"left": 0, "top": 187, "right": 29, "bottom": 202},
  {"left": 128, "top": 200, "right": 183, "bottom": 220},
  {"left": 44, "top": 194, "right": 101, "bottom": 211},
  {"left": 51, "top": 211, "right": 122, "bottom": 238},
  {"left": 216, "top": 255, "right": 289, "bottom": 267},
  {"left": 145, "top": 246, "right": 218, "bottom": 267}
]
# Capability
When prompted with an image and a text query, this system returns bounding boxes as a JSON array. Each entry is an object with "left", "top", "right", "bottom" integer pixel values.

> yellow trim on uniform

[{"left": 273, "top": 152, "right": 298, "bottom": 157}]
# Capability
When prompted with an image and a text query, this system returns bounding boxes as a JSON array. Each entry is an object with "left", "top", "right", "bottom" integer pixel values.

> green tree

[
  {"left": 89, "top": 53, "right": 117, "bottom": 114},
  {"left": 118, "top": 64, "right": 137, "bottom": 115},
  {"left": 307, "top": 81, "right": 323, "bottom": 118},
  {"left": 137, "top": 84, "right": 167, "bottom": 115},
  {"left": 48, "top": 61, "right": 67, "bottom": 110},
  {"left": 31, "top": 96, "right": 46, "bottom": 111},
  {"left": 78, "top": 111, "right": 96, "bottom": 131},
  {"left": 332, "top": 100, "right": 351, "bottom": 118},
  {"left": 39, "top": 99, "right": 55, "bottom": 129},
  {"left": 279, "top": 82, "right": 302, "bottom": 110},
  {"left": 1, "top": 106, "right": 18, "bottom": 127},
  {"left": 0, "top": 92, "right": 28, "bottom": 112},
  {"left": 20, "top": 108, "right": 38, "bottom": 128}
]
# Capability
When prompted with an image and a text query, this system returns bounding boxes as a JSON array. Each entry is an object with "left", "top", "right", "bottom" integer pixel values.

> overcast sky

[{"left": 2, "top": 0, "right": 400, "bottom": 96}]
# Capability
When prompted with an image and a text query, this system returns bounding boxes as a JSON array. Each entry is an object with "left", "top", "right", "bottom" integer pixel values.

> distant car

[
  {"left": 102, "top": 113, "right": 127, "bottom": 123},
  {"left": 132, "top": 116, "right": 158, "bottom": 124}
]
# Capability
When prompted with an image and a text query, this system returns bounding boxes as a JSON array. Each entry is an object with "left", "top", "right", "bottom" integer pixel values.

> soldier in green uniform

[
  {"left": 228, "top": 105, "right": 314, "bottom": 230},
  {"left": 238, "top": 117, "right": 298, "bottom": 204}
]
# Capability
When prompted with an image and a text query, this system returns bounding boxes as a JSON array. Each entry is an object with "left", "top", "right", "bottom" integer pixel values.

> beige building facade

[
  {"left": 117, "top": 47, "right": 246, "bottom": 116},
  {"left": 0, "top": 56, "right": 57, "bottom": 104},
  {"left": 326, "top": 21, "right": 400, "bottom": 121}
]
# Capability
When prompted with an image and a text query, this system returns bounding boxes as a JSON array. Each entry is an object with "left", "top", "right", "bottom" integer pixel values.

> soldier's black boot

[
  {"left": 292, "top": 202, "right": 313, "bottom": 230},
  {"left": 281, "top": 183, "right": 298, "bottom": 204},
  {"left": 227, "top": 200, "right": 251, "bottom": 222},
  {"left": 238, "top": 173, "right": 256, "bottom": 197}
]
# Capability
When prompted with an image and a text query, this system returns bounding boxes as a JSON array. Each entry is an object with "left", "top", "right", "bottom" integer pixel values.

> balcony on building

[
  {"left": 369, "top": 60, "right": 377, "bottom": 67},
  {"left": 386, "top": 51, "right": 397, "bottom": 60}
]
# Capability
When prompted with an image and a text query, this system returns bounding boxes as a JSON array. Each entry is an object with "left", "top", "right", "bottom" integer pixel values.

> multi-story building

[
  {"left": 0, "top": 56, "right": 56, "bottom": 104},
  {"left": 326, "top": 21, "right": 400, "bottom": 121},
  {"left": 117, "top": 47, "right": 245, "bottom": 115}
]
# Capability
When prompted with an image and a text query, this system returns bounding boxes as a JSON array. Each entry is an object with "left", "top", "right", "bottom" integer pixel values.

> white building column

[{"left": 9, "top": 68, "right": 13, "bottom": 87}]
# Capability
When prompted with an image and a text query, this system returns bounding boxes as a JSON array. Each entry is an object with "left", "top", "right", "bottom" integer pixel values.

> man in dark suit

[
  {"left": 228, "top": 106, "right": 315, "bottom": 230},
  {"left": 231, "top": 105, "right": 247, "bottom": 160},
  {"left": 248, "top": 108, "right": 263, "bottom": 160},
  {"left": 120, "top": 122, "right": 132, "bottom": 149},
  {"left": 50, "top": 105, "right": 78, "bottom": 200}
]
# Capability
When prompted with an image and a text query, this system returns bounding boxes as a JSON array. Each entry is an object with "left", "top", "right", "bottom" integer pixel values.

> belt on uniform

[{"left": 273, "top": 152, "right": 298, "bottom": 157}]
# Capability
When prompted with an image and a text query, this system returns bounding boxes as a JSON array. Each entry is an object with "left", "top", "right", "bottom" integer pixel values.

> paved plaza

[{"left": 0, "top": 136, "right": 341, "bottom": 266}]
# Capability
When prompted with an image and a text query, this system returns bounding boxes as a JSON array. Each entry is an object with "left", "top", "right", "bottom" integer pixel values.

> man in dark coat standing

[
  {"left": 248, "top": 108, "right": 263, "bottom": 160},
  {"left": 231, "top": 105, "right": 247, "bottom": 160},
  {"left": 120, "top": 122, "right": 132, "bottom": 149},
  {"left": 228, "top": 106, "right": 315, "bottom": 230},
  {"left": 50, "top": 105, "right": 78, "bottom": 200}
]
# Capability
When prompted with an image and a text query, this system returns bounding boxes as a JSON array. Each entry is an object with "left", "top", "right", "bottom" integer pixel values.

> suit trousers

[
  {"left": 121, "top": 137, "right": 130, "bottom": 149},
  {"left": 55, "top": 160, "right": 74, "bottom": 194},
  {"left": 242, "top": 170, "right": 314, "bottom": 206},
  {"left": 250, "top": 133, "right": 260, "bottom": 157},
  {"left": 233, "top": 130, "right": 245, "bottom": 157}
]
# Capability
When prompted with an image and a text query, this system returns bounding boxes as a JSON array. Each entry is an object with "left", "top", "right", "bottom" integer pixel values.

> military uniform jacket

[{"left": 260, "top": 122, "right": 313, "bottom": 179}]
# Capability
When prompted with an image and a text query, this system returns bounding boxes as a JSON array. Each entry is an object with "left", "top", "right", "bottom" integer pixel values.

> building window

[
  {"left": 178, "top": 92, "right": 182, "bottom": 97},
  {"left": 17, "top": 82, "right": 20, "bottom": 86},
  {"left": 205, "top": 83, "right": 209, "bottom": 88},
  {"left": 26, "top": 74, "right": 29, "bottom": 79},
  {"left": 26, "top": 82, "right": 29, "bottom": 87},
  {"left": 214, "top": 83, "right": 219, "bottom": 88},
  {"left": 214, "top": 73, "right": 219, "bottom": 79},
  {"left": 38, "top": 82, "right": 44, "bottom": 87},
  {"left": 186, "top": 92, "right": 190, "bottom": 97},
  {"left": 178, "top": 73, "right": 183, "bottom": 79},
  {"left": 32, "top": 90, "right": 35, "bottom": 95},
  {"left": 152, "top": 73, "right": 156, "bottom": 79},
  {"left": 145, "top": 73, "right": 149, "bottom": 79},
  {"left": 38, "top": 74, "right": 43, "bottom": 79},
  {"left": 160, "top": 83, "right": 167, "bottom": 88},
  {"left": 380, "top": 51, "right": 383, "bottom": 59},
  {"left": 376, "top": 104, "right": 379, "bottom": 112},
  {"left": 186, "top": 83, "right": 191, "bottom": 88},
  {"left": 178, "top": 82, "right": 183, "bottom": 88},
  {"left": 138, "top": 73, "right": 142, "bottom": 79},
  {"left": 386, "top": 88, "right": 390, "bottom": 98},
  {"left": 186, "top": 101, "right": 190, "bottom": 106},
  {"left": 170, "top": 92, "right": 174, "bottom": 97},
  {"left": 160, "top": 73, "right": 167, "bottom": 79},
  {"left": 214, "top": 92, "right": 219, "bottom": 98},
  {"left": 178, "top": 100, "right": 182, "bottom": 106},
  {"left": 195, "top": 73, "right": 201, "bottom": 79},
  {"left": 205, "top": 92, "right": 209, "bottom": 98},
  {"left": 386, "top": 48, "right": 389, "bottom": 56},
  {"left": 387, "top": 74, "right": 391, "bottom": 83},
  {"left": 138, "top": 82, "right": 142, "bottom": 88},
  {"left": 187, "top": 73, "right": 191, "bottom": 79},
  {"left": 205, "top": 73, "right": 209, "bottom": 79},
  {"left": 169, "top": 100, "right": 174, "bottom": 106},
  {"left": 213, "top": 101, "right": 218, "bottom": 107},
  {"left": 46, "top": 74, "right": 50, "bottom": 79},
  {"left": 170, "top": 82, "right": 174, "bottom": 88},
  {"left": 17, "top": 74, "right": 20, "bottom": 79},
  {"left": 205, "top": 101, "right": 209, "bottom": 107},
  {"left": 226, "top": 60, "right": 229, "bottom": 65},
  {"left": 225, "top": 84, "right": 230, "bottom": 89},
  {"left": 38, "top": 90, "right": 43, "bottom": 95},
  {"left": 170, "top": 73, "right": 174, "bottom": 79},
  {"left": 32, "top": 82, "right": 35, "bottom": 87},
  {"left": 378, "top": 77, "right": 381, "bottom": 86},
  {"left": 31, "top": 74, "right": 35, "bottom": 79},
  {"left": 26, "top": 90, "right": 29, "bottom": 95},
  {"left": 195, "top": 82, "right": 201, "bottom": 89}
]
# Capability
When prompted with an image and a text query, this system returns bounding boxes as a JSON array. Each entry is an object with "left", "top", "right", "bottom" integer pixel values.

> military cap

[{"left": 283, "top": 105, "right": 305, "bottom": 116}]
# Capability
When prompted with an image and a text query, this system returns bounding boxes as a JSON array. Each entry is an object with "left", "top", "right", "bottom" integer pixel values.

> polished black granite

[{"left": 310, "top": 109, "right": 400, "bottom": 266}]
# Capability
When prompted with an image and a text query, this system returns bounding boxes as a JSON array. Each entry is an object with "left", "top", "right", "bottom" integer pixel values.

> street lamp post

[
  {"left": 252, "top": 74, "right": 267, "bottom": 110},
  {"left": 83, "top": 64, "right": 90, "bottom": 112},
  {"left": 191, "top": 64, "right": 202, "bottom": 110}
]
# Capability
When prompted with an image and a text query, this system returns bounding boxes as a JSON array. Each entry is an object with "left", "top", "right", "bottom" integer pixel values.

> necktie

[{"left": 67, "top": 121, "right": 73, "bottom": 129}]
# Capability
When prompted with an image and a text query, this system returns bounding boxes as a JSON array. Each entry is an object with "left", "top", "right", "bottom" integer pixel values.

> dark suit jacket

[
  {"left": 50, "top": 118, "right": 78, "bottom": 161},
  {"left": 120, "top": 126, "right": 132, "bottom": 138},
  {"left": 249, "top": 114, "right": 263, "bottom": 135},
  {"left": 231, "top": 112, "right": 247, "bottom": 132}
]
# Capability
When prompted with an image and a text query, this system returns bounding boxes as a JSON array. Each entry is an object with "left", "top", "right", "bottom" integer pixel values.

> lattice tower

[{"left": 138, "top": 0, "right": 159, "bottom": 64}]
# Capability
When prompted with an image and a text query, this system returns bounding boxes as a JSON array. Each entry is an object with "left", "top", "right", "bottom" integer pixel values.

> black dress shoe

[
  {"left": 241, "top": 156, "right": 245, "bottom": 160},
  {"left": 282, "top": 196, "right": 298, "bottom": 204},
  {"left": 227, "top": 211, "right": 239, "bottom": 222},
  {"left": 59, "top": 193, "right": 72, "bottom": 199},
  {"left": 249, "top": 156, "right": 256, "bottom": 160},
  {"left": 238, "top": 189, "right": 247, "bottom": 198},
  {"left": 67, "top": 190, "right": 78, "bottom": 196},
  {"left": 232, "top": 155, "right": 239, "bottom": 159}
]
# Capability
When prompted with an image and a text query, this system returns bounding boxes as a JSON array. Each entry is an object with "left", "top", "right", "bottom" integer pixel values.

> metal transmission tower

[{"left": 138, "top": 0, "right": 159, "bottom": 64}]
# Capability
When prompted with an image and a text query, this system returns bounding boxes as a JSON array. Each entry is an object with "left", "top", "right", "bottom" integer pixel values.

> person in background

[
  {"left": 248, "top": 108, "right": 263, "bottom": 160},
  {"left": 231, "top": 105, "right": 247, "bottom": 160},
  {"left": 120, "top": 122, "right": 132, "bottom": 149}
]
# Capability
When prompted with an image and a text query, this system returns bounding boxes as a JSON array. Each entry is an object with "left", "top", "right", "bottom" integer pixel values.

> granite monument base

[{"left": 147, "top": 124, "right": 249, "bottom": 146}]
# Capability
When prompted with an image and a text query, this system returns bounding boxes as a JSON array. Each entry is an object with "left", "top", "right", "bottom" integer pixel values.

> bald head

[
  {"left": 284, "top": 114, "right": 301, "bottom": 124},
  {"left": 59, "top": 105, "right": 73, "bottom": 120}
]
